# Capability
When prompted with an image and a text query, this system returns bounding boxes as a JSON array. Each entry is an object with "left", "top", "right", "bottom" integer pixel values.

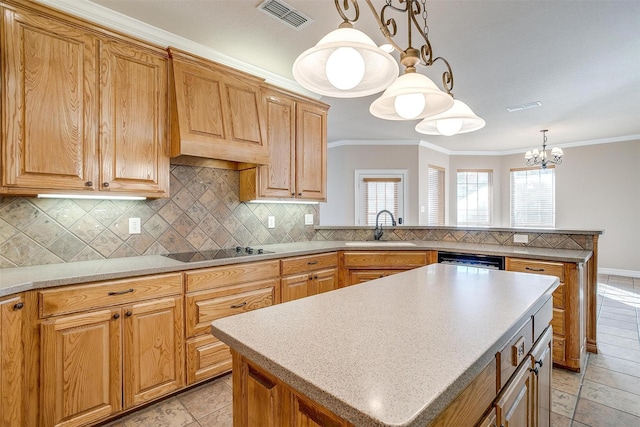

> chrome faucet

[{"left": 374, "top": 210, "right": 396, "bottom": 240}]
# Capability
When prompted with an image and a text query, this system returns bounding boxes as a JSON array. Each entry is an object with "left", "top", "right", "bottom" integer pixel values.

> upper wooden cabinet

[
  {"left": 0, "top": 1, "right": 170, "bottom": 198},
  {"left": 239, "top": 87, "right": 328, "bottom": 202},
  {"left": 168, "top": 48, "right": 269, "bottom": 165}
]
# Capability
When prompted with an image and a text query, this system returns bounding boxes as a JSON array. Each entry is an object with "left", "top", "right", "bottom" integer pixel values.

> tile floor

[{"left": 105, "top": 274, "right": 640, "bottom": 427}]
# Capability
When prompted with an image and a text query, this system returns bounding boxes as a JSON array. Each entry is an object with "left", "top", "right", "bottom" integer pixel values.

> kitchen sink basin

[{"left": 345, "top": 241, "right": 416, "bottom": 247}]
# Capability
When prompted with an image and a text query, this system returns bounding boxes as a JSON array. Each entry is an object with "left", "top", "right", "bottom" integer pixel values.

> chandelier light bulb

[
  {"left": 394, "top": 93, "right": 426, "bottom": 119},
  {"left": 325, "top": 47, "right": 365, "bottom": 90},
  {"left": 436, "top": 118, "right": 464, "bottom": 136}
]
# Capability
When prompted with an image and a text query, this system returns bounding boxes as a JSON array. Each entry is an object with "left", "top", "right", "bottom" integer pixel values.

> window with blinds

[
  {"left": 427, "top": 166, "right": 445, "bottom": 225},
  {"left": 510, "top": 167, "right": 555, "bottom": 228},
  {"left": 456, "top": 169, "right": 493, "bottom": 226},
  {"left": 363, "top": 177, "right": 400, "bottom": 226}
]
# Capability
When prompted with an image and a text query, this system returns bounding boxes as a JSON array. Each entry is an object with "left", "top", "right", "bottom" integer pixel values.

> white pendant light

[
  {"left": 414, "top": 99, "right": 485, "bottom": 135},
  {"left": 292, "top": 26, "right": 398, "bottom": 98},
  {"left": 369, "top": 71, "right": 454, "bottom": 120}
]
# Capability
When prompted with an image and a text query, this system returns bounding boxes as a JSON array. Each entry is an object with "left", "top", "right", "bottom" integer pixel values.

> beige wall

[{"left": 323, "top": 139, "right": 640, "bottom": 273}]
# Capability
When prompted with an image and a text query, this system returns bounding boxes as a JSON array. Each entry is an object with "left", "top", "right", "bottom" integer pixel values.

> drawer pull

[
  {"left": 230, "top": 302, "right": 247, "bottom": 309},
  {"left": 307, "top": 261, "right": 319, "bottom": 265},
  {"left": 13, "top": 302, "right": 24, "bottom": 310},
  {"left": 108, "top": 288, "right": 134, "bottom": 296},
  {"left": 525, "top": 267, "right": 545, "bottom": 272}
]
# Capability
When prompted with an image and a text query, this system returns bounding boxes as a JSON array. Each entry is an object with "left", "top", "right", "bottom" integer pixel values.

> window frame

[
  {"left": 427, "top": 165, "right": 445, "bottom": 226},
  {"left": 509, "top": 166, "right": 556, "bottom": 228},
  {"left": 456, "top": 169, "right": 494, "bottom": 227},
  {"left": 354, "top": 169, "right": 407, "bottom": 226}
]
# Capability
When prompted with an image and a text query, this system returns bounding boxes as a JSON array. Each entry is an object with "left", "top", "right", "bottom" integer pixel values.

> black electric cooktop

[{"left": 163, "top": 246, "right": 274, "bottom": 263}]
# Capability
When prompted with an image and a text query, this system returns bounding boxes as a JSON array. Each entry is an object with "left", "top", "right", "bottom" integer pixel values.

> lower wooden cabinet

[
  {"left": 341, "top": 251, "right": 435, "bottom": 287},
  {"left": 495, "top": 355, "right": 536, "bottom": 427},
  {"left": 184, "top": 260, "right": 280, "bottom": 385},
  {"left": 0, "top": 294, "right": 25, "bottom": 427},
  {"left": 38, "top": 274, "right": 184, "bottom": 427},
  {"left": 281, "top": 253, "right": 338, "bottom": 302}
]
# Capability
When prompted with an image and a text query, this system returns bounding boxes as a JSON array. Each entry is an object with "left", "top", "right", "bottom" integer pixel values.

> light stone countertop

[
  {"left": 0, "top": 240, "right": 589, "bottom": 297},
  {"left": 211, "top": 264, "right": 559, "bottom": 427}
]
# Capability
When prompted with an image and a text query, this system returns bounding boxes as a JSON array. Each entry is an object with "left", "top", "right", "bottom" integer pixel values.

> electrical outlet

[
  {"left": 268, "top": 216, "right": 275, "bottom": 229},
  {"left": 420, "top": 206, "right": 425, "bottom": 213},
  {"left": 305, "top": 214, "right": 314, "bottom": 225},
  {"left": 128, "top": 218, "right": 141, "bottom": 234},
  {"left": 513, "top": 234, "right": 528, "bottom": 244}
]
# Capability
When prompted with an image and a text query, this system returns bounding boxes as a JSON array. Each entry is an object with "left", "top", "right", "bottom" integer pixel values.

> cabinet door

[
  {"left": 99, "top": 39, "right": 169, "bottom": 196},
  {"left": 258, "top": 90, "right": 296, "bottom": 198},
  {"left": 291, "top": 393, "right": 346, "bottom": 427},
  {"left": 242, "top": 363, "right": 284, "bottom": 427},
  {"left": 295, "top": 102, "right": 327, "bottom": 201},
  {"left": 41, "top": 309, "right": 122, "bottom": 427},
  {"left": 1, "top": 6, "right": 97, "bottom": 193},
  {"left": 313, "top": 268, "right": 339, "bottom": 295},
  {"left": 531, "top": 328, "right": 552, "bottom": 427},
  {"left": 123, "top": 296, "right": 184, "bottom": 408},
  {"left": 282, "top": 273, "right": 312, "bottom": 302},
  {"left": 477, "top": 408, "right": 497, "bottom": 427},
  {"left": 496, "top": 358, "right": 535, "bottom": 427},
  {"left": 0, "top": 295, "right": 24, "bottom": 427}
]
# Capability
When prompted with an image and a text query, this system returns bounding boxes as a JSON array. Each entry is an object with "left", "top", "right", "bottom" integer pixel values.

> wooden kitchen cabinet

[
  {"left": 0, "top": 294, "right": 25, "bottom": 427},
  {"left": 341, "top": 251, "right": 436, "bottom": 287},
  {"left": 239, "top": 87, "right": 329, "bottom": 202},
  {"left": 39, "top": 273, "right": 183, "bottom": 426},
  {"left": 530, "top": 328, "right": 552, "bottom": 427},
  {"left": 495, "top": 355, "right": 535, "bottom": 427},
  {"left": 1, "top": 1, "right": 170, "bottom": 198},
  {"left": 281, "top": 253, "right": 338, "bottom": 302},
  {"left": 184, "top": 260, "right": 280, "bottom": 385},
  {"left": 506, "top": 257, "right": 585, "bottom": 371},
  {"left": 168, "top": 48, "right": 269, "bottom": 165}
]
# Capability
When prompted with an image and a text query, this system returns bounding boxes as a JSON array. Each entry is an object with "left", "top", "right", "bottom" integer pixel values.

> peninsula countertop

[
  {"left": 211, "top": 263, "right": 559, "bottom": 427},
  {"left": 0, "top": 240, "right": 588, "bottom": 297}
]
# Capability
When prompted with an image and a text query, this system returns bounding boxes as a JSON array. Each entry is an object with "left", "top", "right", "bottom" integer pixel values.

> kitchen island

[{"left": 211, "top": 263, "right": 559, "bottom": 427}]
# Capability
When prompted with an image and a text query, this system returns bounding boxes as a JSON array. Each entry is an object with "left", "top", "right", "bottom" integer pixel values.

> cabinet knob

[
  {"left": 291, "top": 193, "right": 295, "bottom": 196},
  {"left": 529, "top": 367, "right": 539, "bottom": 375},
  {"left": 126, "top": 311, "right": 132, "bottom": 317},
  {"left": 298, "top": 192, "right": 302, "bottom": 196},
  {"left": 309, "top": 274, "right": 313, "bottom": 280},
  {"left": 113, "top": 313, "right": 120, "bottom": 319},
  {"left": 535, "top": 359, "right": 543, "bottom": 368},
  {"left": 85, "top": 181, "right": 93, "bottom": 187},
  {"left": 103, "top": 182, "right": 110, "bottom": 188},
  {"left": 314, "top": 275, "right": 318, "bottom": 279},
  {"left": 13, "top": 302, "right": 24, "bottom": 310}
]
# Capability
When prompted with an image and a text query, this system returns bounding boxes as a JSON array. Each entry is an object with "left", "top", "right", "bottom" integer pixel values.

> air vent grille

[{"left": 258, "top": 0, "right": 312, "bottom": 30}]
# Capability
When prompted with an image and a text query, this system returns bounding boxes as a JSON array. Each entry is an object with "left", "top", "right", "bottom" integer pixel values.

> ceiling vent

[{"left": 258, "top": 0, "right": 312, "bottom": 30}]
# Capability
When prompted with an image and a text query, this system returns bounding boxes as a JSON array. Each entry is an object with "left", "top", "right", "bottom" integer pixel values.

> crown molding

[{"left": 32, "top": 0, "right": 317, "bottom": 98}]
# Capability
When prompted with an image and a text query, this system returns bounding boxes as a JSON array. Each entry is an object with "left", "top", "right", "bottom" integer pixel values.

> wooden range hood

[{"left": 168, "top": 47, "right": 270, "bottom": 168}]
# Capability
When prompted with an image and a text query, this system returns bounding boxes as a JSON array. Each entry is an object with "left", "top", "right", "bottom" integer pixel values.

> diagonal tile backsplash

[{"left": 0, "top": 165, "right": 318, "bottom": 268}]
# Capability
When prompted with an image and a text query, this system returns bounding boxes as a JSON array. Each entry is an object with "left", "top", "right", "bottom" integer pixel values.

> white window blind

[
  {"left": 510, "top": 167, "right": 555, "bottom": 228},
  {"left": 456, "top": 169, "right": 493, "bottom": 226},
  {"left": 427, "top": 166, "right": 445, "bottom": 225},
  {"left": 363, "top": 177, "right": 400, "bottom": 226}
]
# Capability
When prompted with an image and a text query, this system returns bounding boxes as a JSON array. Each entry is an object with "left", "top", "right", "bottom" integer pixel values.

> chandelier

[
  {"left": 292, "top": 0, "right": 484, "bottom": 135},
  {"left": 525, "top": 130, "right": 564, "bottom": 169}
]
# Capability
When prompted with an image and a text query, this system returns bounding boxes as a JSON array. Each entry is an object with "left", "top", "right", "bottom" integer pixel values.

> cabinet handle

[
  {"left": 309, "top": 274, "right": 313, "bottom": 280},
  {"left": 298, "top": 192, "right": 302, "bottom": 196},
  {"left": 307, "top": 261, "right": 318, "bottom": 265},
  {"left": 529, "top": 367, "right": 539, "bottom": 375},
  {"left": 314, "top": 275, "right": 318, "bottom": 279},
  {"left": 126, "top": 311, "right": 132, "bottom": 317},
  {"left": 525, "top": 267, "right": 545, "bottom": 272},
  {"left": 108, "top": 288, "right": 134, "bottom": 296},
  {"left": 85, "top": 181, "right": 93, "bottom": 187},
  {"left": 291, "top": 193, "right": 295, "bottom": 196},
  {"left": 13, "top": 302, "right": 24, "bottom": 310},
  {"left": 113, "top": 313, "right": 120, "bottom": 319},
  {"left": 103, "top": 182, "right": 110, "bottom": 187},
  {"left": 535, "top": 359, "right": 543, "bottom": 368},
  {"left": 230, "top": 302, "right": 247, "bottom": 309}
]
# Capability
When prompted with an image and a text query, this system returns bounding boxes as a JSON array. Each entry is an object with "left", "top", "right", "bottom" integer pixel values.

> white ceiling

[{"left": 83, "top": 0, "right": 640, "bottom": 153}]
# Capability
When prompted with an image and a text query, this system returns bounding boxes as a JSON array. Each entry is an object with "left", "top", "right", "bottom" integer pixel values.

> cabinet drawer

[
  {"left": 506, "top": 258, "right": 565, "bottom": 281},
  {"left": 186, "top": 334, "right": 231, "bottom": 385},
  {"left": 281, "top": 252, "right": 338, "bottom": 276},
  {"left": 552, "top": 283, "right": 565, "bottom": 309},
  {"left": 342, "top": 251, "right": 428, "bottom": 268},
  {"left": 551, "top": 308, "right": 566, "bottom": 337},
  {"left": 186, "top": 279, "right": 278, "bottom": 337},
  {"left": 497, "top": 317, "right": 533, "bottom": 389},
  {"left": 533, "top": 298, "right": 553, "bottom": 343},
  {"left": 39, "top": 272, "right": 182, "bottom": 317},
  {"left": 185, "top": 260, "right": 280, "bottom": 292}
]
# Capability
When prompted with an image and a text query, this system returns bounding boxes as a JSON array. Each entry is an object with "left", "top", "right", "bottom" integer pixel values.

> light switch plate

[
  {"left": 304, "top": 214, "right": 314, "bottom": 225},
  {"left": 268, "top": 216, "right": 275, "bottom": 229},
  {"left": 128, "top": 218, "right": 141, "bottom": 234},
  {"left": 513, "top": 234, "right": 528, "bottom": 244}
]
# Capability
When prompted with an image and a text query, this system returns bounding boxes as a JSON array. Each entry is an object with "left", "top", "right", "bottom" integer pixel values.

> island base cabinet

[
  {"left": 495, "top": 359, "right": 535, "bottom": 427},
  {"left": 231, "top": 350, "right": 352, "bottom": 427}
]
